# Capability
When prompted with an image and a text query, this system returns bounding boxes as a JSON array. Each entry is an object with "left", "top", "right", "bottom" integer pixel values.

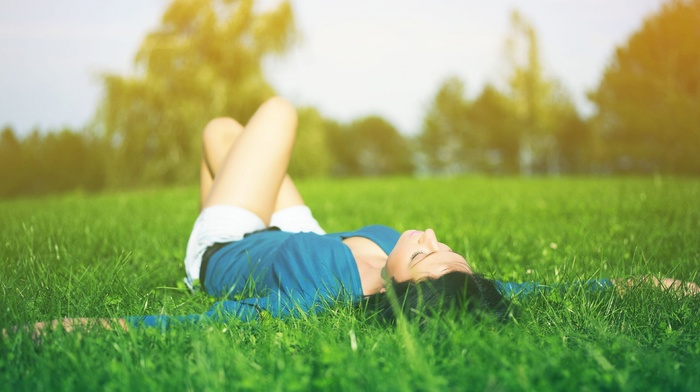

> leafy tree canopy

[
  {"left": 590, "top": 0, "right": 700, "bottom": 174},
  {"left": 504, "top": 10, "right": 579, "bottom": 175},
  {"left": 419, "top": 76, "right": 472, "bottom": 174},
  {"left": 417, "top": 11, "right": 583, "bottom": 177},
  {"left": 330, "top": 116, "right": 414, "bottom": 177},
  {"left": 96, "top": 0, "right": 296, "bottom": 187}
]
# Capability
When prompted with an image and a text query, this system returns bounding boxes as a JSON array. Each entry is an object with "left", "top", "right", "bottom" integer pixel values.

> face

[{"left": 385, "top": 228, "right": 472, "bottom": 283}]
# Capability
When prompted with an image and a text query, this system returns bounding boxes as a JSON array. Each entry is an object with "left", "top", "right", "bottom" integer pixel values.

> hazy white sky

[{"left": 0, "top": 0, "right": 665, "bottom": 136}]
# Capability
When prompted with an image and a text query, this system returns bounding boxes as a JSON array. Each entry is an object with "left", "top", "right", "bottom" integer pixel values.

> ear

[{"left": 380, "top": 287, "right": 386, "bottom": 294}]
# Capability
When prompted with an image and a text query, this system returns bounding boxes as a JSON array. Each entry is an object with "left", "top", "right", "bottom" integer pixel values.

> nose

[{"left": 420, "top": 228, "right": 440, "bottom": 250}]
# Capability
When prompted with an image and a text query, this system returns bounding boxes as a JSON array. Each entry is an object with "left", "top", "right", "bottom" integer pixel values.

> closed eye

[{"left": 410, "top": 250, "right": 437, "bottom": 267}]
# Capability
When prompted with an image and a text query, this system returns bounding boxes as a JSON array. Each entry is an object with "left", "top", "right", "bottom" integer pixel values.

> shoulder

[
  {"left": 353, "top": 225, "right": 401, "bottom": 253},
  {"left": 357, "top": 224, "right": 400, "bottom": 236}
]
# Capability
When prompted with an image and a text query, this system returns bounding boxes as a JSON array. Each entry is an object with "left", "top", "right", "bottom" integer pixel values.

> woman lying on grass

[
  {"left": 9, "top": 97, "right": 700, "bottom": 336},
  {"left": 139, "top": 96, "right": 510, "bottom": 326}
]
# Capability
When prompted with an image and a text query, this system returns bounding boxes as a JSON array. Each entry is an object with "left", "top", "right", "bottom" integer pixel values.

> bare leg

[
  {"left": 203, "top": 97, "right": 300, "bottom": 224},
  {"left": 2, "top": 317, "right": 130, "bottom": 340},
  {"left": 200, "top": 114, "right": 307, "bottom": 214},
  {"left": 274, "top": 175, "right": 305, "bottom": 211},
  {"left": 199, "top": 160, "right": 213, "bottom": 211},
  {"left": 200, "top": 117, "right": 244, "bottom": 210}
]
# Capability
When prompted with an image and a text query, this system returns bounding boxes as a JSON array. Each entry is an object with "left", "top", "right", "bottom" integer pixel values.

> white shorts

[{"left": 183, "top": 205, "right": 325, "bottom": 289}]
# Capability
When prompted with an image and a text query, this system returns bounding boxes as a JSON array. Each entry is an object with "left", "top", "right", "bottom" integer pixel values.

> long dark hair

[{"left": 361, "top": 272, "right": 512, "bottom": 324}]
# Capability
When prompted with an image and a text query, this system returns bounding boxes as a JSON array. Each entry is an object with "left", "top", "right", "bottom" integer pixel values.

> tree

[
  {"left": 468, "top": 84, "right": 520, "bottom": 174},
  {"left": 418, "top": 76, "right": 473, "bottom": 174},
  {"left": 96, "top": 0, "right": 297, "bottom": 187},
  {"left": 330, "top": 116, "right": 414, "bottom": 177},
  {"left": 12, "top": 128, "right": 106, "bottom": 196},
  {"left": 0, "top": 126, "right": 25, "bottom": 197},
  {"left": 553, "top": 106, "right": 593, "bottom": 174},
  {"left": 288, "top": 107, "right": 332, "bottom": 178},
  {"left": 42, "top": 129, "right": 105, "bottom": 193},
  {"left": 326, "top": 119, "right": 358, "bottom": 176},
  {"left": 504, "top": 10, "right": 579, "bottom": 175},
  {"left": 589, "top": 0, "right": 700, "bottom": 174}
]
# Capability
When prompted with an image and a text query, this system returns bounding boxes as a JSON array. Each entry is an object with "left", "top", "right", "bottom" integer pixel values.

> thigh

[
  {"left": 204, "top": 97, "right": 297, "bottom": 224},
  {"left": 199, "top": 118, "right": 244, "bottom": 209},
  {"left": 273, "top": 175, "right": 305, "bottom": 212},
  {"left": 202, "top": 117, "right": 244, "bottom": 177}
]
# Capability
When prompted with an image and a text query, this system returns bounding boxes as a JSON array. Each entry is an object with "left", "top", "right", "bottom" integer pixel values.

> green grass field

[{"left": 2, "top": 177, "right": 699, "bottom": 391}]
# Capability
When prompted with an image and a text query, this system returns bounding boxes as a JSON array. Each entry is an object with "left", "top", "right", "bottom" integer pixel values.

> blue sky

[{"left": 0, "top": 0, "right": 665, "bottom": 136}]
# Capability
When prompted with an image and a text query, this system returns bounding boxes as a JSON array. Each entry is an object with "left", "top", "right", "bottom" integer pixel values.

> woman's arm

[
  {"left": 3, "top": 298, "right": 266, "bottom": 339},
  {"left": 611, "top": 276, "right": 700, "bottom": 295},
  {"left": 3, "top": 317, "right": 130, "bottom": 340},
  {"left": 496, "top": 276, "right": 699, "bottom": 299}
]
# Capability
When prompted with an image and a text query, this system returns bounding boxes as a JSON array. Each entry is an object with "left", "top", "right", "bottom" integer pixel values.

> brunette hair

[{"left": 361, "top": 272, "right": 512, "bottom": 324}]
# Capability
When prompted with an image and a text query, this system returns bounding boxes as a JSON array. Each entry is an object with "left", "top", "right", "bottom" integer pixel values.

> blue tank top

[{"left": 128, "top": 225, "right": 400, "bottom": 327}]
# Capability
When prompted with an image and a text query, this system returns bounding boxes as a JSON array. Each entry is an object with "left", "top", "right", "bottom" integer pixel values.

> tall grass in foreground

[{"left": 1, "top": 177, "right": 699, "bottom": 391}]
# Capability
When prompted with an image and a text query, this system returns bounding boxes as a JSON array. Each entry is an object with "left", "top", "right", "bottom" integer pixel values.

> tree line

[{"left": 1, "top": 0, "right": 698, "bottom": 199}]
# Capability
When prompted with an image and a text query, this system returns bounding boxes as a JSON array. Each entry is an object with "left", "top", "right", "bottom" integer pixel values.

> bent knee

[
  {"left": 262, "top": 96, "right": 297, "bottom": 124},
  {"left": 202, "top": 117, "right": 243, "bottom": 146}
]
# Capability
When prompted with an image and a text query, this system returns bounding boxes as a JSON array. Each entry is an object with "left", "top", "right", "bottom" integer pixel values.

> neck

[
  {"left": 341, "top": 236, "right": 388, "bottom": 295},
  {"left": 356, "top": 256, "right": 387, "bottom": 295},
  {"left": 356, "top": 258, "right": 386, "bottom": 295}
]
